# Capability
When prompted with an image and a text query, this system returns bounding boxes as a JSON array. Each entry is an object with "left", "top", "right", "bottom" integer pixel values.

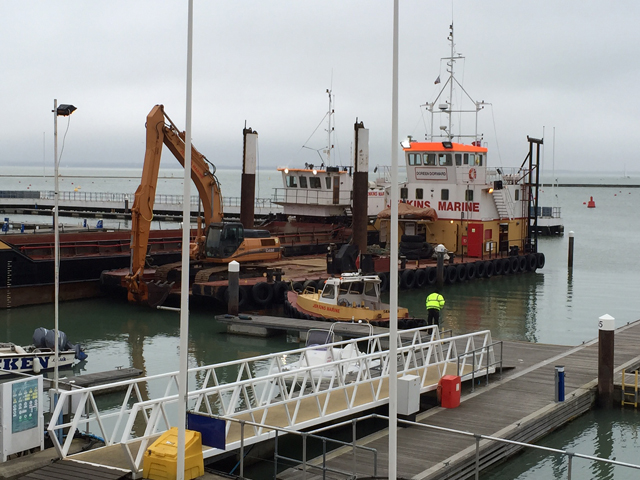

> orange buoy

[{"left": 587, "top": 196, "right": 596, "bottom": 208}]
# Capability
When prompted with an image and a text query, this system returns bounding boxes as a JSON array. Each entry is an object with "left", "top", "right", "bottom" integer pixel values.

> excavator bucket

[{"left": 145, "top": 281, "right": 174, "bottom": 308}]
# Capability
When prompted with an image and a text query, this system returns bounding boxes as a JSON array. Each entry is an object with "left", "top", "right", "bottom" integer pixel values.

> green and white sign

[{"left": 11, "top": 378, "right": 39, "bottom": 433}]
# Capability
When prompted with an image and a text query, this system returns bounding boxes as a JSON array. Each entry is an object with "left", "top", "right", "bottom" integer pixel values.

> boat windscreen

[
  {"left": 349, "top": 282, "right": 364, "bottom": 294},
  {"left": 306, "top": 330, "right": 333, "bottom": 347},
  {"left": 364, "top": 282, "right": 377, "bottom": 297},
  {"left": 321, "top": 284, "right": 336, "bottom": 299}
]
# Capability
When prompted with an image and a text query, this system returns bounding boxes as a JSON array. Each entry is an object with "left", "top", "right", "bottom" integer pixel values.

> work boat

[
  {"left": 378, "top": 24, "right": 549, "bottom": 258},
  {"left": 272, "top": 87, "right": 387, "bottom": 222},
  {"left": 284, "top": 271, "right": 424, "bottom": 329},
  {"left": 0, "top": 328, "right": 87, "bottom": 376}
]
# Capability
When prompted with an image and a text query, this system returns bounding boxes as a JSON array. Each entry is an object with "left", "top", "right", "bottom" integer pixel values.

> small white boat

[{"left": 0, "top": 328, "right": 87, "bottom": 377}]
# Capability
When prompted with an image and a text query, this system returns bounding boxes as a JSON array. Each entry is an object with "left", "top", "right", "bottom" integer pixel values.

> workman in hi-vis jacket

[{"left": 425, "top": 291, "right": 445, "bottom": 326}]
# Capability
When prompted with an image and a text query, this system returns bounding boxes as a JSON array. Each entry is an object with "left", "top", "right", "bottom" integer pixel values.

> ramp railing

[{"left": 48, "top": 325, "right": 496, "bottom": 473}]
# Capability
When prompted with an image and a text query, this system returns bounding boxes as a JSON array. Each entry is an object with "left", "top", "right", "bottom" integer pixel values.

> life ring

[{"left": 468, "top": 168, "right": 477, "bottom": 181}]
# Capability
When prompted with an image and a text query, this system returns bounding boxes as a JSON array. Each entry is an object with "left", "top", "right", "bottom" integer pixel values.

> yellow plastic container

[{"left": 143, "top": 427, "right": 204, "bottom": 480}]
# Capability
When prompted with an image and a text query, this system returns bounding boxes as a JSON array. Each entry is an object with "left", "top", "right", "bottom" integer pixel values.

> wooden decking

[{"left": 279, "top": 319, "right": 640, "bottom": 480}]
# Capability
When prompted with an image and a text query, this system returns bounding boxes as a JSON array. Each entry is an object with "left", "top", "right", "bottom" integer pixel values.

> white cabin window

[
  {"left": 464, "top": 153, "right": 470, "bottom": 165},
  {"left": 474, "top": 154, "right": 483, "bottom": 166},
  {"left": 349, "top": 282, "right": 364, "bottom": 294},
  {"left": 441, "top": 189, "right": 449, "bottom": 200},
  {"left": 325, "top": 177, "right": 331, "bottom": 189},
  {"left": 408, "top": 153, "right": 422, "bottom": 166},
  {"left": 455, "top": 153, "right": 462, "bottom": 166},
  {"left": 400, "top": 187, "right": 408, "bottom": 200},
  {"left": 299, "top": 176, "right": 308, "bottom": 188},
  {"left": 416, "top": 188, "right": 423, "bottom": 199},
  {"left": 309, "top": 177, "right": 321, "bottom": 188},
  {"left": 438, "top": 153, "right": 452, "bottom": 166},
  {"left": 322, "top": 284, "right": 336, "bottom": 299},
  {"left": 465, "top": 190, "right": 474, "bottom": 201},
  {"left": 425, "top": 153, "right": 436, "bottom": 165},
  {"left": 515, "top": 189, "right": 520, "bottom": 201},
  {"left": 287, "top": 176, "right": 298, "bottom": 188}
]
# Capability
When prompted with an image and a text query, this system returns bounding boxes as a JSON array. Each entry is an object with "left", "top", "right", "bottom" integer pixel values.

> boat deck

[{"left": 277, "top": 319, "right": 640, "bottom": 480}]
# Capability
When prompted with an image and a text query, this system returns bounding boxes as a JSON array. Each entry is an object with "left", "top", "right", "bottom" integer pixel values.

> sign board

[{"left": 0, "top": 376, "right": 44, "bottom": 461}]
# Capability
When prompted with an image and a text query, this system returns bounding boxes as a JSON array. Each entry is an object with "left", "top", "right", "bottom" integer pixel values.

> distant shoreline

[{"left": 542, "top": 183, "right": 640, "bottom": 188}]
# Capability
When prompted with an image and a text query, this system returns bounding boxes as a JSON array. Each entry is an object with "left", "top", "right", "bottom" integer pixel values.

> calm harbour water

[{"left": 1, "top": 168, "right": 640, "bottom": 477}]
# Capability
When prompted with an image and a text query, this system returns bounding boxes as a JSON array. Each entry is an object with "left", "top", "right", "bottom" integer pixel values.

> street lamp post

[{"left": 52, "top": 100, "right": 76, "bottom": 425}]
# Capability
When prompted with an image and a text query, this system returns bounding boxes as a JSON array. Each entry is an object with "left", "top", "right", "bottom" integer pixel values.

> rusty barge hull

[
  {"left": 0, "top": 229, "right": 184, "bottom": 308},
  {"left": 100, "top": 252, "right": 544, "bottom": 312}
]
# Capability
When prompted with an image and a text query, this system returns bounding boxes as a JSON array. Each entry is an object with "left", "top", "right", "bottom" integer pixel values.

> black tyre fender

[
  {"left": 475, "top": 261, "right": 486, "bottom": 278},
  {"left": 415, "top": 268, "right": 428, "bottom": 288},
  {"left": 517, "top": 255, "right": 527, "bottom": 273},
  {"left": 456, "top": 264, "right": 467, "bottom": 282},
  {"left": 466, "top": 262, "right": 477, "bottom": 280},
  {"left": 302, "top": 279, "right": 316, "bottom": 293},
  {"left": 251, "top": 282, "right": 274, "bottom": 307},
  {"left": 501, "top": 258, "right": 511, "bottom": 275},
  {"left": 536, "top": 252, "right": 546, "bottom": 269},
  {"left": 426, "top": 267, "right": 437, "bottom": 285},
  {"left": 493, "top": 258, "right": 504, "bottom": 275},
  {"left": 527, "top": 253, "right": 538, "bottom": 271},
  {"left": 314, "top": 279, "right": 326, "bottom": 294},
  {"left": 377, "top": 272, "right": 390, "bottom": 292},
  {"left": 291, "top": 281, "right": 303, "bottom": 293},
  {"left": 446, "top": 265, "right": 457, "bottom": 284},
  {"left": 400, "top": 269, "right": 417, "bottom": 289},
  {"left": 273, "top": 281, "right": 288, "bottom": 304},
  {"left": 484, "top": 260, "right": 494, "bottom": 278},
  {"left": 508, "top": 256, "right": 519, "bottom": 274}
]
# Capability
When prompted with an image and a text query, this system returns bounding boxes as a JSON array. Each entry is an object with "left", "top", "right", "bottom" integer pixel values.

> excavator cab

[
  {"left": 205, "top": 223, "right": 244, "bottom": 259},
  {"left": 204, "top": 222, "right": 282, "bottom": 263}
]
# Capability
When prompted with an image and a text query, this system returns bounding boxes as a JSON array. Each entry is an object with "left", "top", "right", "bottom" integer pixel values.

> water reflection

[{"left": 395, "top": 272, "right": 546, "bottom": 342}]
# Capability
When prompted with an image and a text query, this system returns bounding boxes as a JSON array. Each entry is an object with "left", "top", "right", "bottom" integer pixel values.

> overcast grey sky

[{"left": 1, "top": 1, "right": 638, "bottom": 173}]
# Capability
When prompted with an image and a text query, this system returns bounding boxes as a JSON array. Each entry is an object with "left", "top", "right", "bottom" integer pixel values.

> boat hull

[
  {"left": 0, "top": 350, "right": 76, "bottom": 376},
  {"left": 284, "top": 291, "right": 423, "bottom": 329}
]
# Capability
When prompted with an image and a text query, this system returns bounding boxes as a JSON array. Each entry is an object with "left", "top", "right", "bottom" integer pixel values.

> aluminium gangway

[{"left": 48, "top": 325, "right": 497, "bottom": 478}]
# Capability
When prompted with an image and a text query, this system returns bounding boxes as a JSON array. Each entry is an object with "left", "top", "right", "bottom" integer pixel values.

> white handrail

[{"left": 48, "top": 325, "right": 495, "bottom": 474}]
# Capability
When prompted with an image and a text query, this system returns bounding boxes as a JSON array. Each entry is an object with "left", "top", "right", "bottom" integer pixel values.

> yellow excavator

[{"left": 124, "top": 104, "right": 281, "bottom": 306}]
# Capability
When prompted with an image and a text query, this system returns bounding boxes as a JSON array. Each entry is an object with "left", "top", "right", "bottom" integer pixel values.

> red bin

[{"left": 439, "top": 375, "right": 461, "bottom": 408}]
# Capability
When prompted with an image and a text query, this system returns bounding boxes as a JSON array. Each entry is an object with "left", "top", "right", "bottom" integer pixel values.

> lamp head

[{"left": 57, "top": 104, "right": 77, "bottom": 116}]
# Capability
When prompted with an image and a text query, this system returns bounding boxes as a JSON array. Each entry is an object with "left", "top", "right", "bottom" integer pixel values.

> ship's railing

[
  {"left": 12, "top": 190, "right": 278, "bottom": 212},
  {"left": 48, "top": 325, "right": 497, "bottom": 473},
  {"left": 486, "top": 167, "right": 530, "bottom": 186},
  {"left": 272, "top": 188, "right": 351, "bottom": 207},
  {"left": 530, "top": 206, "right": 562, "bottom": 219}
]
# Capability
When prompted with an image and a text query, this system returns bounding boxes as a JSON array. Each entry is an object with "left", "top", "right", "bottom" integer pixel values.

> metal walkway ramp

[
  {"left": 20, "top": 459, "right": 128, "bottom": 480},
  {"left": 47, "top": 325, "right": 497, "bottom": 479}
]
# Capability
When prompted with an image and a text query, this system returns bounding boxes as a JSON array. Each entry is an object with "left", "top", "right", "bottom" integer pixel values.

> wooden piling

[{"left": 597, "top": 314, "right": 615, "bottom": 408}]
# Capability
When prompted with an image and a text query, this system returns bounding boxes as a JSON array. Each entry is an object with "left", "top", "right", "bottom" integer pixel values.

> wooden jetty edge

[{"left": 279, "top": 319, "right": 640, "bottom": 480}]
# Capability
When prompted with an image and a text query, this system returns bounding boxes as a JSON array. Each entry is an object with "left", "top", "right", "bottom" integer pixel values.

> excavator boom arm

[{"left": 126, "top": 105, "right": 222, "bottom": 301}]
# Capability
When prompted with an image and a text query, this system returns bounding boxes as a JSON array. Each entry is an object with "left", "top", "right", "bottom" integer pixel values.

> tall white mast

[
  {"left": 447, "top": 24, "right": 455, "bottom": 138},
  {"left": 326, "top": 88, "right": 334, "bottom": 166}
]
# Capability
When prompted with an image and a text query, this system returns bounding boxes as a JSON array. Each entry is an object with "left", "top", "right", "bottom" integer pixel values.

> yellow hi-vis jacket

[{"left": 426, "top": 293, "right": 445, "bottom": 311}]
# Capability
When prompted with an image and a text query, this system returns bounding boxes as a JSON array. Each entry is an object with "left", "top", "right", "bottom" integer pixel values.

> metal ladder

[{"left": 621, "top": 369, "right": 638, "bottom": 407}]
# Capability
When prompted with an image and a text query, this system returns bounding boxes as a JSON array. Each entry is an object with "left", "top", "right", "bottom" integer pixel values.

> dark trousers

[{"left": 427, "top": 309, "right": 440, "bottom": 326}]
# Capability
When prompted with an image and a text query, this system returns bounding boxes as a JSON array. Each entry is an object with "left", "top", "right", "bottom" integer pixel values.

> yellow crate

[{"left": 143, "top": 427, "right": 204, "bottom": 480}]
